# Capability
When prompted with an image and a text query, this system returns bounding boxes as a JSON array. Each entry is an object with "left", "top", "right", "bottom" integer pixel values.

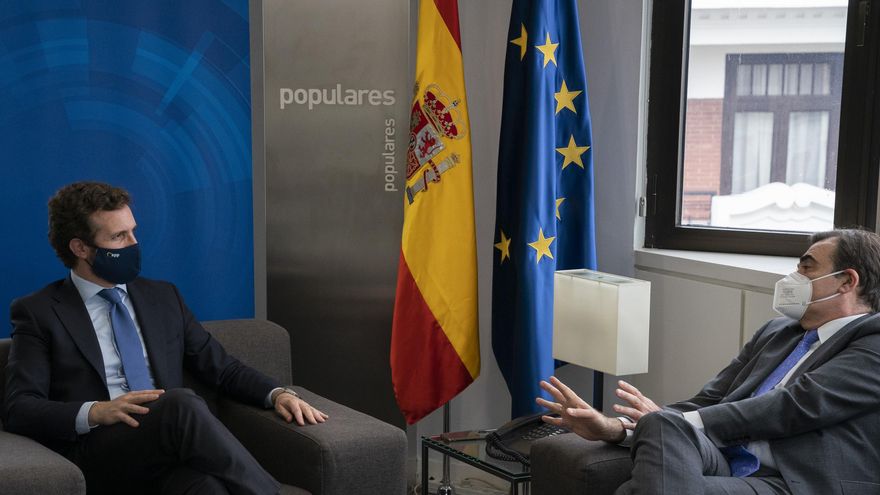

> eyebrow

[
  {"left": 799, "top": 254, "right": 816, "bottom": 264},
  {"left": 110, "top": 225, "right": 136, "bottom": 237}
]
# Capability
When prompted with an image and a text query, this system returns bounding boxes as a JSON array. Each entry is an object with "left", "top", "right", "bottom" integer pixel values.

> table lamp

[{"left": 553, "top": 269, "right": 651, "bottom": 411}]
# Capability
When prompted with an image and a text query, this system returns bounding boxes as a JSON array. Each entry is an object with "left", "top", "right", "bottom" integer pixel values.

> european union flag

[{"left": 492, "top": 0, "right": 597, "bottom": 418}]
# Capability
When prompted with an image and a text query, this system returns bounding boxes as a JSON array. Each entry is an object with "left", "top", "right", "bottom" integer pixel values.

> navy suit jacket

[
  {"left": 3, "top": 276, "right": 279, "bottom": 452},
  {"left": 666, "top": 314, "right": 880, "bottom": 494}
]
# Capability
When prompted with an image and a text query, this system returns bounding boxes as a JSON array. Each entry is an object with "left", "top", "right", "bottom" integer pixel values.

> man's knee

[
  {"left": 160, "top": 466, "right": 230, "bottom": 495},
  {"left": 153, "top": 388, "right": 209, "bottom": 415},
  {"left": 633, "top": 409, "right": 685, "bottom": 437},
  {"left": 187, "top": 474, "right": 229, "bottom": 495}
]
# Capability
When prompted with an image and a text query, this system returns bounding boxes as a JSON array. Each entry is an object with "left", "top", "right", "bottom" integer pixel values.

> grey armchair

[
  {"left": 0, "top": 319, "right": 407, "bottom": 495},
  {"left": 530, "top": 433, "right": 632, "bottom": 495}
]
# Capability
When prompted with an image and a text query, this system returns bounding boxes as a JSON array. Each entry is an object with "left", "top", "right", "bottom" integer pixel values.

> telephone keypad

[{"left": 521, "top": 423, "right": 567, "bottom": 440}]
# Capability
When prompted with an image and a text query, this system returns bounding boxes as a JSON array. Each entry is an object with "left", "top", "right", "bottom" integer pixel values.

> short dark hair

[
  {"left": 811, "top": 228, "right": 880, "bottom": 312},
  {"left": 48, "top": 182, "right": 131, "bottom": 268}
]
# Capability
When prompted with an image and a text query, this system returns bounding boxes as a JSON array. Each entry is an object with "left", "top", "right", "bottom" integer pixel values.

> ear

[
  {"left": 839, "top": 268, "right": 860, "bottom": 294},
  {"left": 68, "top": 238, "right": 91, "bottom": 262}
]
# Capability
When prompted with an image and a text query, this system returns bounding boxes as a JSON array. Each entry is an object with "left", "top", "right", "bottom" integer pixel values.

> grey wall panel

[
  {"left": 263, "top": 0, "right": 409, "bottom": 426},
  {"left": 582, "top": 0, "right": 643, "bottom": 278}
]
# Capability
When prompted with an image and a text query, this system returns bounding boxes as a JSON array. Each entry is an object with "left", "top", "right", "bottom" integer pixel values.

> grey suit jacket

[
  {"left": 3, "top": 276, "right": 280, "bottom": 453},
  {"left": 666, "top": 314, "right": 880, "bottom": 495}
]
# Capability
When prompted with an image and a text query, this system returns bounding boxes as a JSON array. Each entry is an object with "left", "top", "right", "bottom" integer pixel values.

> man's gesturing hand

[
  {"left": 536, "top": 376, "right": 626, "bottom": 443},
  {"left": 274, "top": 392, "right": 329, "bottom": 426},
  {"left": 612, "top": 380, "right": 660, "bottom": 429},
  {"left": 88, "top": 389, "right": 165, "bottom": 428}
]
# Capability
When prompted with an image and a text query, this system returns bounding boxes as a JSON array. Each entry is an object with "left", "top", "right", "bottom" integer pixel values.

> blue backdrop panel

[{"left": 0, "top": 0, "right": 254, "bottom": 337}]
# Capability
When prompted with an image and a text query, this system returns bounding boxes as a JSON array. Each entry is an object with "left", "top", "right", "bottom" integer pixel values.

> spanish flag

[{"left": 391, "top": 0, "right": 480, "bottom": 425}]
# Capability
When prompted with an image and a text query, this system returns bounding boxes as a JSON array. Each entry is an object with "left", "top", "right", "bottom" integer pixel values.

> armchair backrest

[{"left": 200, "top": 319, "right": 293, "bottom": 386}]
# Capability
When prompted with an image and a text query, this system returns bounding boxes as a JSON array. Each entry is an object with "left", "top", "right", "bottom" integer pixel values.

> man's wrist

[
  {"left": 76, "top": 401, "right": 99, "bottom": 434},
  {"left": 272, "top": 387, "right": 299, "bottom": 405},
  {"left": 610, "top": 418, "right": 627, "bottom": 443},
  {"left": 87, "top": 401, "right": 100, "bottom": 427}
]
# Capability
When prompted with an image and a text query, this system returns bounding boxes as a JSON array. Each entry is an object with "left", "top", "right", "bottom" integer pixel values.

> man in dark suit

[
  {"left": 4, "top": 182, "right": 328, "bottom": 495},
  {"left": 538, "top": 229, "right": 880, "bottom": 494}
]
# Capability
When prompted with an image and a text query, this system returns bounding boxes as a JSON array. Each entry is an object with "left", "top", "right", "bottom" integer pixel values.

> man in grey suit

[{"left": 538, "top": 228, "right": 880, "bottom": 494}]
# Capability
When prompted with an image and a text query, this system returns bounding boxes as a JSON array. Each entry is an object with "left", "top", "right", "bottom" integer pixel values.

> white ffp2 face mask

[{"left": 773, "top": 270, "right": 845, "bottom": 320}]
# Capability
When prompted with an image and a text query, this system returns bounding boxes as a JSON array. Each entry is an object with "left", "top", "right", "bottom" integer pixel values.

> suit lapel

[
  {"left": 725, "top": 323, "right": 804, "bottom": 401},
  {"left": 127, "top": 279, "right": 169, "bottom": 389},
  {"left": 788, "top": 313, "right": 876, "bottom": 380},
  {"left": 52, "top": 277, "right": 107, "bottom": 386}
]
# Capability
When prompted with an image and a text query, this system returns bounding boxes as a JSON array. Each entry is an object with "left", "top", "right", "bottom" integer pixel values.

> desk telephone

[{"left": 485, "top": 412, "right": 568, "bottom": 465}]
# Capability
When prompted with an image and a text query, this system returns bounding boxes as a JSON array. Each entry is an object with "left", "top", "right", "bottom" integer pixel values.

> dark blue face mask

[{"left": 89, "top": 243, "right": 141, "bottom": 284}]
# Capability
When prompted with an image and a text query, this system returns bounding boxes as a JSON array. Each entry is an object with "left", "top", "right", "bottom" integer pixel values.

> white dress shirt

[{"left": 681, "top": 313, "right": 867, "bottom": 471}]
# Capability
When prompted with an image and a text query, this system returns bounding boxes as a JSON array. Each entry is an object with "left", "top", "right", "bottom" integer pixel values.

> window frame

[{"left": 644, "top": 0, "right": 880, "bottom": 257}]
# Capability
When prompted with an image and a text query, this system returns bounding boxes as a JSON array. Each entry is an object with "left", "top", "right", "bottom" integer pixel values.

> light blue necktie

[
  {"left": 98, "top": 288, "right": 153, "bottom": 391},
  {"left": 721, "top": 329, "right": 820, "bottom": 477}
]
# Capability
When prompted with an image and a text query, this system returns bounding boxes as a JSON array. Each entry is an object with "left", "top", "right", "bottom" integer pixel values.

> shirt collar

[
  {"left": 815, "top": 313, "right": 868, "bottom": 343},
  {"left": 70, "top": 270, "right": 129, "bottom": 303}
]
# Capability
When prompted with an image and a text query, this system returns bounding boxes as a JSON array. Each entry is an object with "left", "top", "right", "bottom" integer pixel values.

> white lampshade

[{"left": 553, "top": 269, "right": 651, "bottom": 376}]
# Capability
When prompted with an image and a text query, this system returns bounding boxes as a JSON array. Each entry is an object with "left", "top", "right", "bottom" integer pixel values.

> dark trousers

[
  {"left": 615, "top": 410, "right": 790, "bottom": 495},
  {"left": 66, "top": 388, "right": 280, "bottom": 495}
]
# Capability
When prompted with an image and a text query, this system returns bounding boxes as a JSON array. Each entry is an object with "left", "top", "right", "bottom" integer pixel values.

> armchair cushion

[{"left": 530, "top": 433, "right": 632, "bottom": 495}]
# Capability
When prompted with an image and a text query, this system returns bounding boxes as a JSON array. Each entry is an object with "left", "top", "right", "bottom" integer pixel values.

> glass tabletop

[{"left": 422, "top": 433, "right": 531, "bottom": 480}]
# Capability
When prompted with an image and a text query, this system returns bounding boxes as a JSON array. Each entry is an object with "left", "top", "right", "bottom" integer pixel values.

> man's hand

[
  {"left": 536, "top": 376, "right": 626, "bottom": 443},
  {"left": 273, "top": 391, "right": 329, "bottom": 426},
  {"left": 88, "top": 389, "right": 165, "bottom": 428},
  {"left": 612, "top": 380, "right": 660, "bottom": 430}
]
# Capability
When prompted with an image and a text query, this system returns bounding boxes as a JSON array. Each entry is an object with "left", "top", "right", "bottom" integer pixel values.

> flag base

[{"left": 438, "top": 402, "right": 455, "bottom": 494}]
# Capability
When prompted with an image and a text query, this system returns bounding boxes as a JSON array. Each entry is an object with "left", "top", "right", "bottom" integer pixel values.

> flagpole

[{"left": 437, "top": 402, "right": 454, "bottom": 495}]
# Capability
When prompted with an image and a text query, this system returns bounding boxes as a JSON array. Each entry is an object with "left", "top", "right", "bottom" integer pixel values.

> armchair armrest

[
  {"left": 0, "top": 430, "right": 86, "bottom": 495},
  {"left": 219, "top": 386, "right": 406, "bottom": 495},
  {"left": 530, "top": 433, "right": 632, "bottom": 495}
]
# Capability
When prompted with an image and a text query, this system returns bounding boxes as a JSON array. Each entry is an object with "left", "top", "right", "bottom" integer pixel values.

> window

[{"left": 646, "top": 0, "right": 880, "bottom": 256}]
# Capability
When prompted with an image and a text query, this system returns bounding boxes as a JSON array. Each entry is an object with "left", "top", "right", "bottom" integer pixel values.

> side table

[{"left": 421, "top": 434, "right": 531, "bottom": 495}]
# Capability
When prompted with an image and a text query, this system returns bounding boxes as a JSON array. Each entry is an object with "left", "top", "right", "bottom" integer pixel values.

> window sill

[{"left": 634, "top": 248, "right": 796, "bottom": 292}]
